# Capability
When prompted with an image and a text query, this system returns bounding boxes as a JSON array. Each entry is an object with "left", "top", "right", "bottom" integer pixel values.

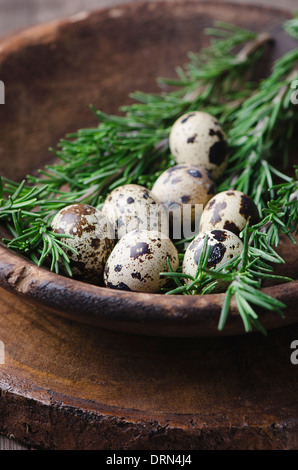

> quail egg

[
  {"left": 169, "top": 111, "right": 228, "bottom": 180},
  {"left": 199, "top": 189, "right": 260, "bottom": 236},
  {"left": 101, "top": 184, "right": 169, "bottom": 239},
  {"left": 51, "top": 203, "right": 115, "bottom": 282},
  {"left": 182, "top": 229, "right": 243, "bottom": 290},
  {"left": 104, "top": 229, "right": 179, "bottom": 293},
  {"left": 151, "top": 164, "right": 215, "bottom": 238}
]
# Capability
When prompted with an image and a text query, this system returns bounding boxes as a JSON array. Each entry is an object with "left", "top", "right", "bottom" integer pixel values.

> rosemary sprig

[
  {"left": 27, "top": 21, "right": 270, "bottom": 198},
  {"left": 218, "top": 48, "right": 298, "bottom": 215},
  {"left": 249, "top": 165, "right": 298, "bottom": 248},
  {"left": 284, "top": 12, "right": 298, "bottom": 39},
  {"left": 0, "top": 177, "right": 78, "bottom": 273},
  {"left": 162, "top": 223, "right": 293, "bottom": 334},
  {"left": 163, "top": 161, "right": 297, "bottom": 333},
  {"left": 0, "top": 21, "right": 274, "bottom": 275},
  {"left": 0, "top": 19, "right": 297, "bottom": 335}
]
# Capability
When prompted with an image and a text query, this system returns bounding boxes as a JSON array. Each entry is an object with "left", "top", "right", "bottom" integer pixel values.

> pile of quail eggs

[{"left": 51, "top": 111, "right": 259, "bottom": 294}]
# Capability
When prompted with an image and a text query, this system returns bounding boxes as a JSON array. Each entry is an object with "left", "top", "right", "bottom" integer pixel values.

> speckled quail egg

[
  {"left": 104, "top": 229, "right": 179, "bottom": 293},
  {"left": 169, "top": 111, "right": 228, "bottom": 180},
  {"left": 182, "top": 229, "right": 243, "bottom": 290},
  {"left": 199, "top": 189, "right": 260, "bottom": 236},
  {"left": 151, "top": 164, "right": 215, "bottom": 235},
  {"left": 51, "top": 203, "right": 115, "bottom": 282},
  {"left": 101, "top": 183, "right": 169, "bottom": 239}
]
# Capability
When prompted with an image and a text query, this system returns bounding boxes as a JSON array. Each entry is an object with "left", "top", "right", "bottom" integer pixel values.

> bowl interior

[{"left": 0, "top": 1, "right": 297, "bottom": 337}]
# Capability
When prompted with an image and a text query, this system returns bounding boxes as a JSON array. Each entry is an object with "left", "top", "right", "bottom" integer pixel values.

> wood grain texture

[
  {"left": 0, "top": 0, "right": 297, "bottom": 451},
  {"left": 1, "top": 286, "right": 298, "bottom": 450}
]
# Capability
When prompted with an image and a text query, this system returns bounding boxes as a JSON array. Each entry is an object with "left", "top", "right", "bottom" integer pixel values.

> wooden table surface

[{"left": 0, "top": 0, "right": 297, "bottom": 451}]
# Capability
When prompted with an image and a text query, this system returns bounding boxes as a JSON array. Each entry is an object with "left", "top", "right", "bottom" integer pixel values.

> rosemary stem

[
  {"left": 183, "top": 31, "right": 272, "bottom": 103},
  {"left": 236, "top": 32, "right": 273, "bottom": 61}
]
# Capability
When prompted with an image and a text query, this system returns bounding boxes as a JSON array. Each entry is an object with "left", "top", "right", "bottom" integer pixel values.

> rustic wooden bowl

[{"left": 0, "top": 0, "right": 297, "bottom": 337}]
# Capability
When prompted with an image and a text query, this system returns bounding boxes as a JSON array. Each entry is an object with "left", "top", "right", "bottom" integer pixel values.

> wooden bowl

[{"left": 0, "top": 1, "right": 297, "bottom": 337}]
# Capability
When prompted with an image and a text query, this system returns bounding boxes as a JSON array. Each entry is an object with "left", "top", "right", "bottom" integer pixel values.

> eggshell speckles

[
  {"left": 199, "top": 190, "right": 260, "bottom": 236},
  {"left": 182, "top": 229, "right": 243, "bottom": 289},
  {"left": 101, "top": 184, "right": 169, "bottom": 239},
  {"left": 51, "top": 203, "right": 115, "bottom": 282},
  {"left": 151, "top": 164, "right": 215, "bottom": 219},
  {"left": 104, "top": 229, "right": 179, "bottom": 293},
  {"left": 169, "top": 111, "right": 228, "bottom": 180}
]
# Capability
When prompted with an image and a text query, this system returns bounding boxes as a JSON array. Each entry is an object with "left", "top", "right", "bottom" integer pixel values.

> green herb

[
  {"left": 0, "top": 21, "right": 272, "bottom": 272},
  {"left": 0, "top": 177, "right": 79, "bottom": 273},
  {"left": 162, "top": 165, "right": 298, "bottom": 334},
  {"left": 249, "top": 167, "right": 298, "bottom": 248},
  {"left": 0, "top": 18, "right": 297, "bottom": 334},
  {"left": 284, "top": 12, "right": 298, "bottom": 39},
  {"left": 26, "top": 21, "right": 271, "bottom": 198},
  {"left": 162, "top": 223, "right": 293, "bottom": 335},
  {"left": 218, "top": 47, "right": 298, "bottom": 215}
]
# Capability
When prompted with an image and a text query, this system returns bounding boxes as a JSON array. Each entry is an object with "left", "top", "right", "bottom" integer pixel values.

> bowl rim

[
  {"left": 0, "top": 0, "right": 297, "bottom": 337},
  {"left": 0, "top": 238, "right": 297, "bottom": 337}
]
